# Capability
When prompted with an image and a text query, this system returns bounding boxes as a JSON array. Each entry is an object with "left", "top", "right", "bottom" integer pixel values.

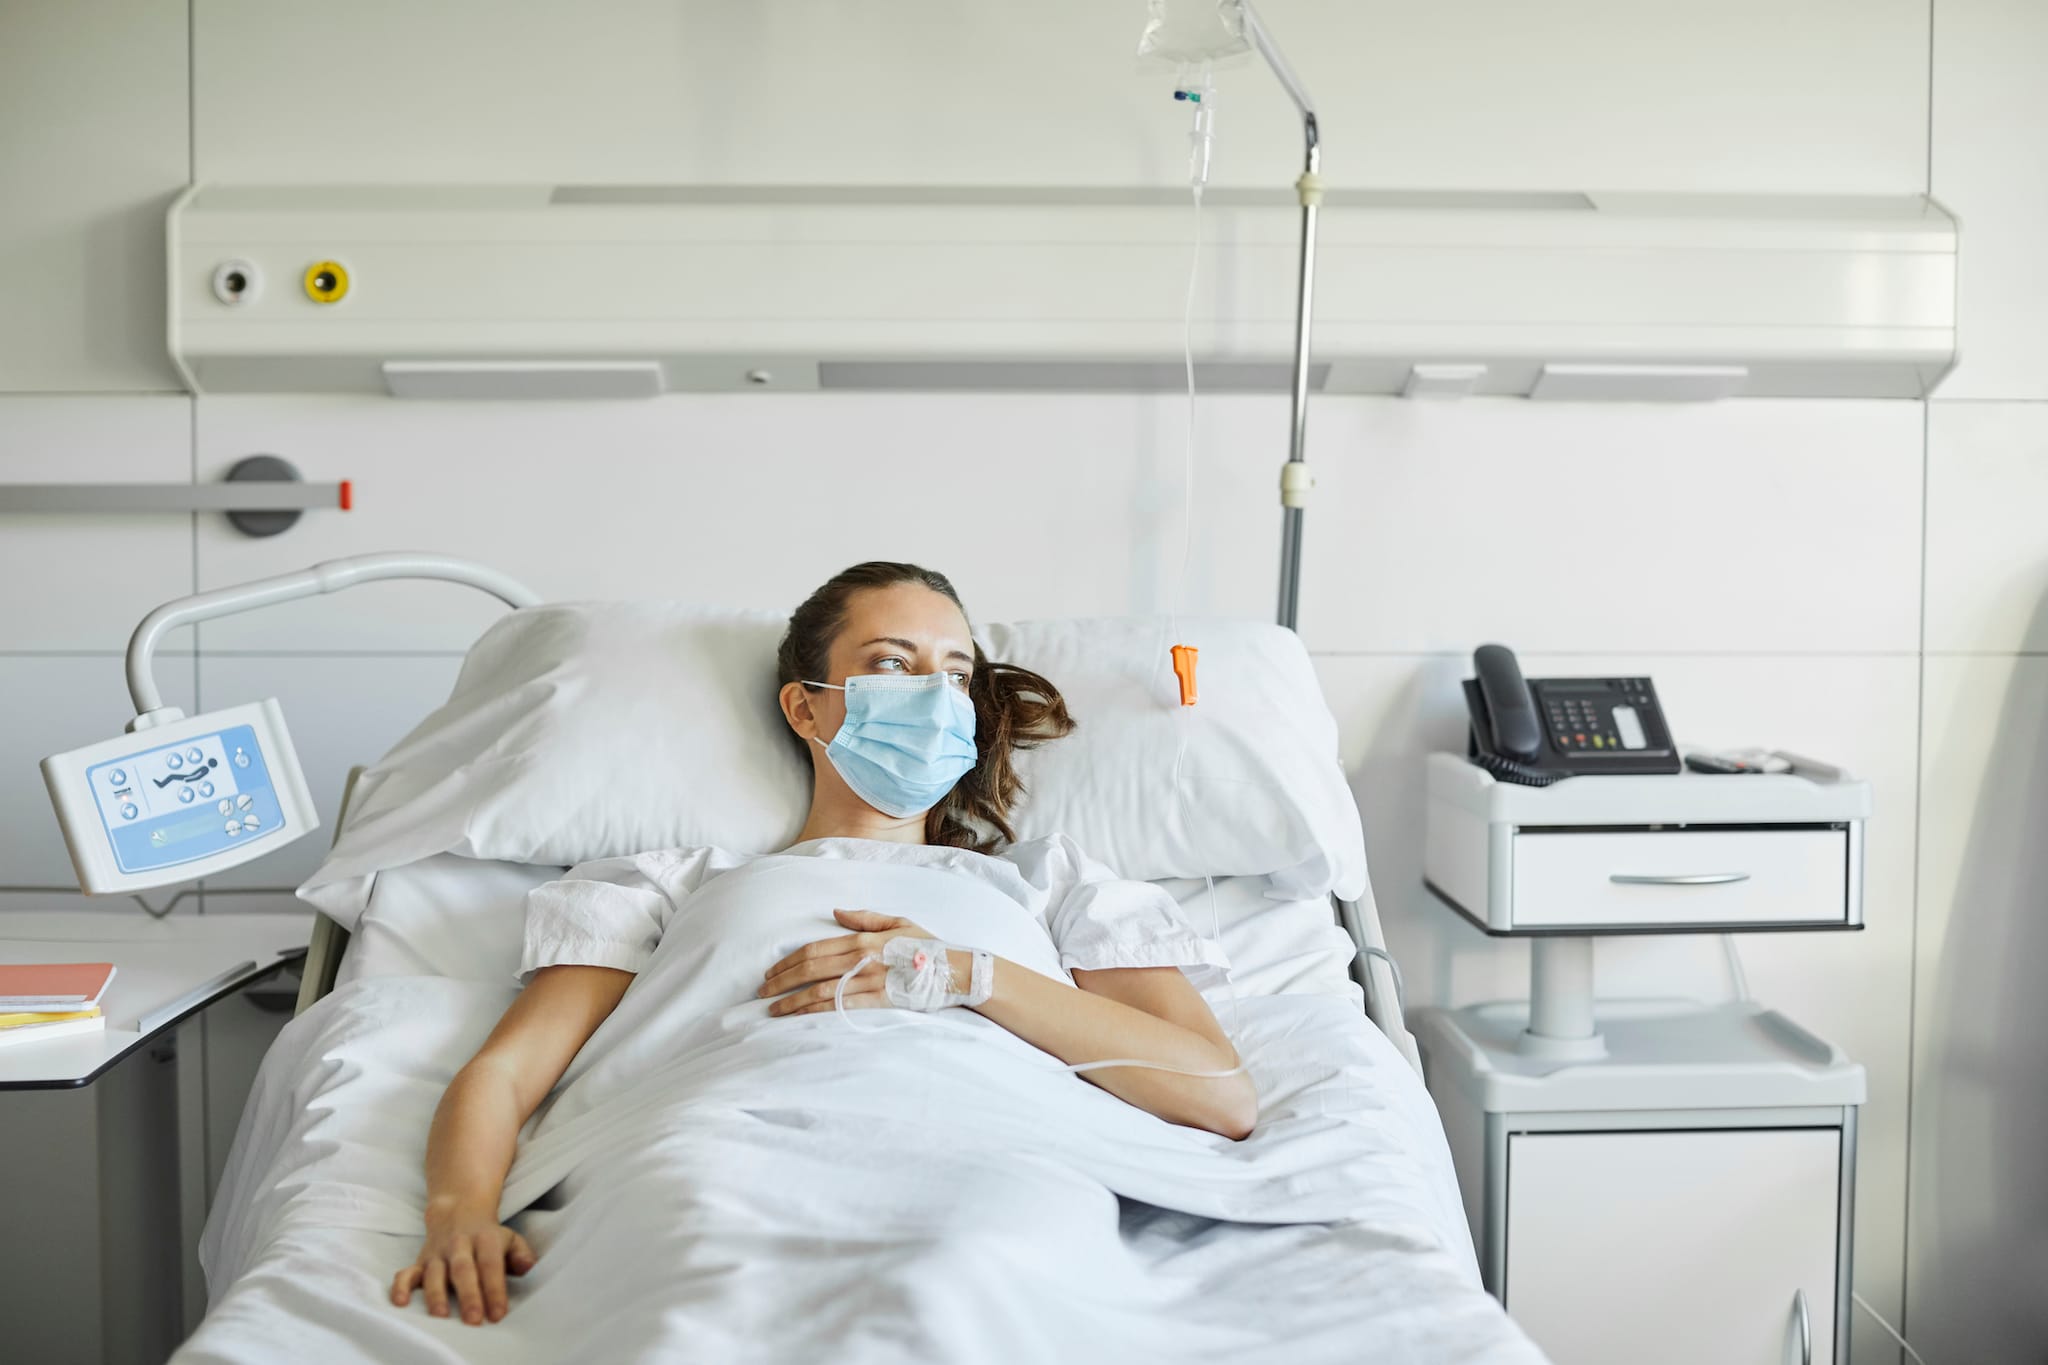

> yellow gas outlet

[{"left": 303, "top": 260, "right": 350, "bottom": 304}]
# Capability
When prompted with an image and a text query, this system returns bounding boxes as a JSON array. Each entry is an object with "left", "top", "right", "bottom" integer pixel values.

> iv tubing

[{"left": 832, "top": 952, "right": 1247, "bottom": 1080}]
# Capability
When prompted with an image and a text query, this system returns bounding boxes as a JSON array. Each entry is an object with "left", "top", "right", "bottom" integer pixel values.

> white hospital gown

[{"left": 518, "top": 834, "right": 1227, "bottom": 983}]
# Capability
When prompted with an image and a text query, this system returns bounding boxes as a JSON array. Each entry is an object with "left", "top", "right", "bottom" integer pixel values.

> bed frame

[{"left": 295, "top": 769, "right": 1421, "bottom": 1074}]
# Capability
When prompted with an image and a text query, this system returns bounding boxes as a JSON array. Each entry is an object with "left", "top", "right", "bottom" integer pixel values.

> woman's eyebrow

[{"left": 857, "top": 636, "right": 974, "bottom": 665}]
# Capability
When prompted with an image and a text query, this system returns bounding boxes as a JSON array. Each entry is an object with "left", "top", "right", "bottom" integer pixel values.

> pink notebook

[{"left": 0, "top": 962, "right": 117, "bottom": 1011}]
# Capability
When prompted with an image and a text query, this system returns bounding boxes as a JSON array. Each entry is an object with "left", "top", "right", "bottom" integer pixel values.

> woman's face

[{"left": 791, "top": 582, "right": 974, "bottom": 745}]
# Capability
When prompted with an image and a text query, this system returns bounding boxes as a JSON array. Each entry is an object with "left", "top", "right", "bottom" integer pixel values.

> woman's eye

[
  {"left": 947, "top": 671, "right": 970, "bottom": 688},
  {"left": 875, "top": 656, "right": 907, "bottom": 672}
]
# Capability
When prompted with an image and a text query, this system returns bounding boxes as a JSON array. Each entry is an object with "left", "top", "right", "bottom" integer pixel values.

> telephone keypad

[{"left": 1541, "top": 692, "right": 1632, "bottom": 752}]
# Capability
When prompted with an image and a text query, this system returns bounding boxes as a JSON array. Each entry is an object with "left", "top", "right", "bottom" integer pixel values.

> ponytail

[{"left": 927, "top": 653, "right": 1073, "bottom": 852}]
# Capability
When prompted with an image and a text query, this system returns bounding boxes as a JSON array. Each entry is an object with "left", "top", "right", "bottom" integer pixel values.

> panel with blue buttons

[
  {"left": 89, "top": 725, "right": 284, "bottom": 874},
  {"left": 42, "top": 697, "right": 318, "bottom": 894}
]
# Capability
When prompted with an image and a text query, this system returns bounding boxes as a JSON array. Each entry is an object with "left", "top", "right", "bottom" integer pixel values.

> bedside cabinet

[
  {"left": 1419, "top": 1002, "right": 1861, "bottom": 1365},
  {"left": 1416, "top": 753, "right": 1870, "bottom": 1365}
]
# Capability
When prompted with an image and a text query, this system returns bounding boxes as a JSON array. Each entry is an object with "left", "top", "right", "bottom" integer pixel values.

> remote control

[{"left": 1684, "top": 752, "right": 1768, "bottom": 775}]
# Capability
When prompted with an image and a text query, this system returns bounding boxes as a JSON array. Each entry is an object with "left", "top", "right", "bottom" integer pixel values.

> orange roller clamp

[{"left": 1171, "top": 644, "right": 1198, "bottom": 706}]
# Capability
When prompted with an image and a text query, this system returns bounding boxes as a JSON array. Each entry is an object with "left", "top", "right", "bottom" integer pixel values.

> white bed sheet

[{"left": 180, "top": 856, "right": 1541, "bottom": 1364}]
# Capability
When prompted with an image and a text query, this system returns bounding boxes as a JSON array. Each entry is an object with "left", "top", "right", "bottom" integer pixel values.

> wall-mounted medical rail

[{"left": 0, "top": 455, "right": 350, "bottom": 537}]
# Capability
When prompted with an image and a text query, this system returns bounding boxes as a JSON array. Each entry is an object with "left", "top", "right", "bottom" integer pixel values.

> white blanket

[{"left": 186, "top": 857, "right": 1543, "bottom": 1363}]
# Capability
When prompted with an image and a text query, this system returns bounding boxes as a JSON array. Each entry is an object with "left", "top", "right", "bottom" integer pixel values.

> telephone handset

[{"left": 1464, "top": 643, "right": 1681, "bottom": 786}]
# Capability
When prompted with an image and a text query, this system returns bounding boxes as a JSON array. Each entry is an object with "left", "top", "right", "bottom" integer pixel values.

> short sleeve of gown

[
  {"left": 1006, "top": 835, "right": 1230, "bottom": 975},
  {"left": 517, "top": 847, "right": 716, "bottom": 983}
]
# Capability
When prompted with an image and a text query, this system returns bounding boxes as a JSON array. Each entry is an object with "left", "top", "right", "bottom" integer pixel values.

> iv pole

[{"left": 1241, "top": 2, "right": 1322, "bottom": 633}]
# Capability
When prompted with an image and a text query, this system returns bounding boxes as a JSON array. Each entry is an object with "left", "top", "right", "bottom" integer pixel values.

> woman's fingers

[
  {"left": 423, "top": 1257, "right": 450, "bottom": 1317},
  {"left": 763, "top": 911, "right": 917, "bottom": 981},
  {"left": 395, "top": 1233, "right": 528, "bottom": 1319},
  {"left": 449, "top": 1246, "right": 484, "bottom": 1324},
  {"left": 763, "top": 933, "right": 862, "bottom": 981},
  {"left": 476, "top": 1239, "right": 509, "bottom": 1323},
  {"left": 767, "top": 963, "right": 885, "bottom": 1016},
  {"left": 758, "top": 949, "right": 870, "bottom": 999},
  {"left": 789, "top": 981, "right": 888, "bottom": 1015}
]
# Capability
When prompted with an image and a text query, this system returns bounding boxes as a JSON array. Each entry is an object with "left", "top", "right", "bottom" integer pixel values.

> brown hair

[{"left": 776, "top": 561, "right": 1075, "bottom": 853}]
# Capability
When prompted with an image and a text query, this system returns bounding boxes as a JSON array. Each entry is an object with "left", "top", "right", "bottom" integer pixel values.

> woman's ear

[{"left": 779, "top": 680, "right": 819, "bottom": 743}]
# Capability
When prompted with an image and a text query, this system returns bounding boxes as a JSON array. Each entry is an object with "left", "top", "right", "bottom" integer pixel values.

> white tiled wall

[
  {"left": 1297, "top": 399, "right": 1924, "bottom": 655},
  {"left": 0, "top": 398, "right": 197, "bottom": 648},
  {"left": 1929, "top": 0, "right": 2048, "bottom": 400},
  {"left": 189, "top": 0, "right": 1930, "bottom": 194},
  {"left": 1924, "top": 403, "right": 2048, "bottom": 655},
  {"left": 190, "top": 393, "right": 1282, "bottom": 650},
  {"left": 3, "top": 2, "right": 2042, "bottom": 1361},
  {"left": 1908, "top": 2, "right": 2048, "bottom": 1362},
  {"left": 0, "top": 0, "right": 187, "bottom": 392},
  {"left": 1911, "top": 656, "right": 2048, "bottom": 1356}
]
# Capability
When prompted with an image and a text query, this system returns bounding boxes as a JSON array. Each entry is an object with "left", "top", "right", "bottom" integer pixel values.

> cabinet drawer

[{"left": 1511, "top": 828, "right": 1849, "bottom": 930}]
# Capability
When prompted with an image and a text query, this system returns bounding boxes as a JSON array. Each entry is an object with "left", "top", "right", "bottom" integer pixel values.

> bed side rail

[
  {"left": 293, "top": 766, "right": 362, "bottom": 1017},
  {"left": 1334, "top": 891, "right": 1421, "bottom": 1075}
]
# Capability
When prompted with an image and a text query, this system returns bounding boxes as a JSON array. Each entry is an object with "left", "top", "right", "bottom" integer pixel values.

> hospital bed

[{"left": 175, "top": 605, "right": 1543, "bottom": 1364}]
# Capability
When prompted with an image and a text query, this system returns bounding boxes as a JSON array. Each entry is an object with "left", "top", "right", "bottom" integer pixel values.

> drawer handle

[
  {"left": 1792, "top": 1288, "right": 1812, "bottom": 1365},
  {"left": 1608, "top": 872, "right": 1751, "bottom": 886}
]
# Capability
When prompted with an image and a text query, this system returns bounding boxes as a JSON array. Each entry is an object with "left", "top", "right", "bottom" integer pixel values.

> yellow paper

[{"left": 0, "top": 1007, "right": 101, "bottom": 1029}]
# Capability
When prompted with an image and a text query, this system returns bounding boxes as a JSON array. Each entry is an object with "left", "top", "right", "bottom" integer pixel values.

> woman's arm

[
  {"left": 762, "top": 911, "right": 1256, "bottom": 1140},
  {"left": 978, "top": 961, "right": 1257, "bottom": 1140},
  {"left": 391, "top": 963, "right": 634, "bottom": 1324}
]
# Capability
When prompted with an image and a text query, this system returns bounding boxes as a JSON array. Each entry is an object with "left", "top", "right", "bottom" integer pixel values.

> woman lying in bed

[{"left": 391, "top": 561, "right": 1256, "bottom": 1326}]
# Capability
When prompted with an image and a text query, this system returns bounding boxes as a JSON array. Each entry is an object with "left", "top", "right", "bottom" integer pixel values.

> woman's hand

[
  {"left": 391, "top": 1198, "right": 537, "bottom": 1325},
  {"left": 759, "top": 908, "right": 940, "bottom": 1015}
]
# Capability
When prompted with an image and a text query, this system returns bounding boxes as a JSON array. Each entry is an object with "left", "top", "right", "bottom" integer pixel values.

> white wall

[
  {"left": 2, "top": 2, "right": 2039, "bottom": 1361},
  {"left": 1908, "top": 2, "right": 2048, "bottom": 1360}
]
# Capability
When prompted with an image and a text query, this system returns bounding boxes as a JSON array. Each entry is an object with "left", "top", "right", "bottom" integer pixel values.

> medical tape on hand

[{"left": 880, "top": 936, "right": 992, "bottom": 1011}]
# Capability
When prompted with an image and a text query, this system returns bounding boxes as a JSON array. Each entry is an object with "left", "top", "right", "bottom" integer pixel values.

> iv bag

[{"left": 1136, "top": 0, "right": 1251, "bottom": 66}]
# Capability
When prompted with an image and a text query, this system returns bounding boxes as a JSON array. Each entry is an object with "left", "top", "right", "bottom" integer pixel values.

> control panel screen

[{"left": 88, "top": 725, "right": 282, "bottom": 874}]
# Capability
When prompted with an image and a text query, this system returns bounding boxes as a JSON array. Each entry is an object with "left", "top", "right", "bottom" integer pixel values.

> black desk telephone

[{"left": 1464, "top": 643, "right": 1681, "bottom": 785}]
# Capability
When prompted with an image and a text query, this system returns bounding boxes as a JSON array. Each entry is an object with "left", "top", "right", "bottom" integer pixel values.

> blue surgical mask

[{"left": 804, "top": 673, "right": 978, "bottom": 818}]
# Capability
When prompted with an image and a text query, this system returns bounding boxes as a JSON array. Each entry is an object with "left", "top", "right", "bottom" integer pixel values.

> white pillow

[
  {"left": 985, "top": 618, "right": 1365, "bottom": 899},
  {"left": 299, "top": 604, "right": 1367, "bottom": 923},
  {"left": 300, "top": 603, "right": 806, "bottom": 921}
]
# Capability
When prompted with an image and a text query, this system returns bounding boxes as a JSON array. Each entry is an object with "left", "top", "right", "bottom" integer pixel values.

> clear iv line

[
  {"left": 1171, "top": 117, "right": 1242, "bottom": 1046},
  {"left": 831, "top": 951, "right": 1248, "bottom": 1080},
  {"left": 1172, "top": 179, "right": 1201, "bottom": 633}
]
